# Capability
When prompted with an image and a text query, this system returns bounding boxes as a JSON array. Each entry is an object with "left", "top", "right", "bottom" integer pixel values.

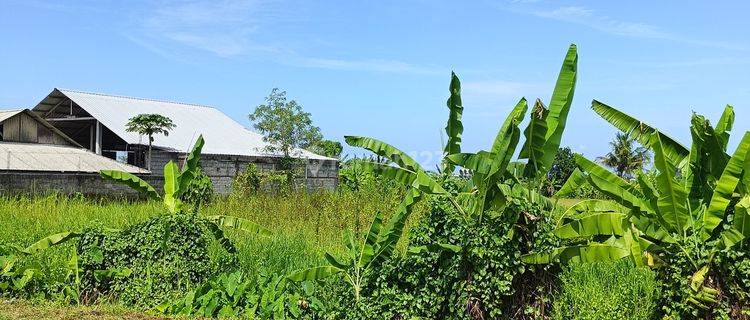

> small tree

[
  {"left": 126, "top": 114, "right": 175, "bottom": 171},
  {"left": 249, "top": 88, "right": 323, "bottom": 158},
  {"left": 310, "top": 139, "right": 343, "bottom": 158},
  {"left": 598, "top": 132, "right": 650, "bottom": 179}
]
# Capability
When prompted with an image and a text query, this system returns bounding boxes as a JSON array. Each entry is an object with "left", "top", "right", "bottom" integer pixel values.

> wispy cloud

[
  {"left": 125, "top": 0, "right": 437, "bottom": 74},
  {"left": 285, "top": 56, "right": 442, "bottom": 75},
  {"left": 130, "top": 0, "right": 272, "bottom": 57},
  {"left": 529, "top": 5, "right": 747, "bottom": 51}
]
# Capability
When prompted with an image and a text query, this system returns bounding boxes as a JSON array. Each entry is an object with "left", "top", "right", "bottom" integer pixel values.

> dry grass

[{"left": 0, "top": 299, "right": 166, "bottom": 320}]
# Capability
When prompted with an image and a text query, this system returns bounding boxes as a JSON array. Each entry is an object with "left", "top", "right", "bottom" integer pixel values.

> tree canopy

[{"left": 249, "top": 88, "right": 323, "bottom": 157}]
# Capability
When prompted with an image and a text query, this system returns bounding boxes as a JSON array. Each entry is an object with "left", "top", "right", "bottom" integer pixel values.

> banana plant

[
  {"left": 1, "top": 232, "right": 81, "bottom": 296},
  {"left": 524, "top": 104, "right": 750, "bottom": 309},
  {"left": 101, "top": 135, "right": 205, "bottom": 214},
  {"left": 286, "top": 206, "right": 424, "bottom": 301},
  {"left": 346, "top": 44, "right": 578, "bottom": 223},
  {"left": 100, "top": 135, "right": 271, "bottom": 238}
]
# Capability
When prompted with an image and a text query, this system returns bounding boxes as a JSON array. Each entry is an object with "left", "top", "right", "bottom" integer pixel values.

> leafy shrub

[
  {"left": 76, "top": 214, "right": 227, "bottom": 307},
  {"left": 159, "top": 270, "right": 316, "bottom": 318},
  {"left": 232, "top": 163, "right": 298, "bottom": 194},
  {"left": 180, "top": 167, "right": 214, "bottom": 210},
  {"left": 526, "top": 105, "right": 750, "bottom": 318},
  {"left": 0, "top": 243, "right": 47, "bottom": 299},
  {"left": 233, "top": 164, "right": 263, "bottom": 194},
  {"left": 334, "top": 193, "right": 558, "bottom": 319},
  {"left": 552, "top": 261, "right": 660, "bottom": 320},
  {"left": 716, "top": 248, "right": 750, "bottom": 318}
]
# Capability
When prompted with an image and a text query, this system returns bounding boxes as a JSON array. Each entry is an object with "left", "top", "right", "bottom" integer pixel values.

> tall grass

[
  {"left": 552, "top": 260, "right": 660, "bottom": 320},
  {"left": 0, "top": 187, "right": 421, "bottom": 287}
]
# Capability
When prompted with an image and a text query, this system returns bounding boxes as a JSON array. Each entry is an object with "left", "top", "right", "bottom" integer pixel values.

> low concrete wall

[
  {"left": 0, "top": 156, "right": 338, "bottom": 196},
  {"left": 0, "top": 172, "right": 163, "bottom": 197},
  {"left": 190, "top": 154, "right": 338, "bottom": 194}
]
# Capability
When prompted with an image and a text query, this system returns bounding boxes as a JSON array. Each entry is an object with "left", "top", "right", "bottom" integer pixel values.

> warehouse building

[
  {"left": 0, "top": 89, "right": 338, "bottom": 194},
  {"left": 0, "top": 108, "right": 151, "bottom": 194}
]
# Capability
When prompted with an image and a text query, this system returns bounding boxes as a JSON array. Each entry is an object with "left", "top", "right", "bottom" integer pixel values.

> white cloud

[
  {"left": 534, "top": 6, "right": 666, "bottom": 38},
  {"left": 286, "top": 57, "right": 441, "bottom": 75},
  {"left": 125, "top": 0, "right": 438, "bottom": 74},
  {"left": 529, "top": 5, "right": 747, "bottom": 51},
  {"left": 128, "top": 0, "right": 272, "bottom": 57}
]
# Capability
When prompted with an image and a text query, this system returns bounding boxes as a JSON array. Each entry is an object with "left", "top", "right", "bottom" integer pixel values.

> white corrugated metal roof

[
  {"left": 0, "top": 143, "right": 147, "bottom": 173},
  {"left": 0, "top": 109, "right": 23, "bottom": 123},
  {"left": 39, "top": 89, "right": 333, "bottom": 160}
]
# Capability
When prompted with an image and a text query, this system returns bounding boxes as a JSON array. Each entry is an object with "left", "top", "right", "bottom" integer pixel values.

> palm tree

[
  {"left": 126, "top": 114, "right": 175, "bottom": 171},
  {"left": 598, "top": 132, "right": 650, "bottom": 179}
]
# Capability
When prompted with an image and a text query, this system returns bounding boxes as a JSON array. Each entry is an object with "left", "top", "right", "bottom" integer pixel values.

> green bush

[
  {"left": 552, "top": 261, "right": 659, "bottom": 320},
  {"left": 76, "top": 213, "right": 231, "bottom": 307},
  {"left": 333, "top": 194, "right": 558, "bottom": 319},
  {"left": 180, "top": 167, "right": 215, "bottom": 210},
  {"left": 232, "top": 164, "right": 299, "bottom": 194},
  {"left": 158, "top": 271, "right": 316, "bottom": 318}
]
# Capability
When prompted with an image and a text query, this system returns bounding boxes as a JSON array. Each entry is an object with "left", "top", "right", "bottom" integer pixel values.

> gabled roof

[
  {"left": 0, "top": 109, "right": 83, "bottom": 147},
  {"left": 0, "top": 142, "right": 147, "bottom": 173},
  {"left": 32, "top": 89, "right": 334, "bottom": 160}
]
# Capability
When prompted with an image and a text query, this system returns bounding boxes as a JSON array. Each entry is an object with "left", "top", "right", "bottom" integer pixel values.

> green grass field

[{"left": 0, "top": 187, "right": 424, "bottom": 289}]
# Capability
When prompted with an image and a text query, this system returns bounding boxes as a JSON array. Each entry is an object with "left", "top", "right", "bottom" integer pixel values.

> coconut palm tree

[
  {"left": 126, "top": 114, "right": 175, "bottom": 171},
  {"left": 598, "top": 132, "right": 650, "bottom": 179}
]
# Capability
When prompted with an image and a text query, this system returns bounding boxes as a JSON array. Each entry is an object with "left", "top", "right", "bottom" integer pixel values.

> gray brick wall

[
  {"left": 0, "top": 155, "right": 338, "bottom": 196},
  {"left": 0, "top": 172, "right": 164, "bottom": 197},
  {"left": 188, "top": 154, "right": 339, "bottom": 194}
]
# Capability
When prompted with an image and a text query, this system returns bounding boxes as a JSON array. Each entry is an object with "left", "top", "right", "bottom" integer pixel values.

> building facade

[{"left": 21, "top": 88, "right": 338, "bottom": 194}]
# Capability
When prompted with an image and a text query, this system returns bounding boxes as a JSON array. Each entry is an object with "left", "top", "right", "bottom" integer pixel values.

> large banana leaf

[
  {"left": 520, "top": 99, "right": 549, "bottom": 177},
  {"left": 356, "top": 161, "right": 446, "bottom": 195},
  {"left": 714, "top": 105, "right": 734, "bottom": 151},
  {"left": 177, "top": 135, "right": 205, "bottom": 196},
  {"left": 344, "top": 136, "right": 422, "bottom": 172},
  {"left": 100, "top": 170, "right": 160, "bottom": 200},
  {"left": 554, "top": 213, "right": 627, "bottom": 239},
  {"left": 535, "top": 43, "right": 578, "bottom": 177},
  {"left": 445, "top": 151, "right": 494, "bottom": 175},
  {"left": 287, "top": 266, "right": 343, "bottom": 282},
  {"left": 343, "top": 229, "right": 359, "bottom": 265},
  {"left": 359, "top": 211, "right": 384, "bottom": 267},
  {"left": 357, "top": 161, "right": 417, "bottom": 187},
  {"left": 591, "top": 100, "right": 689, "bottom": 165},
  {"left": 554, "top": 168, "right": 588, "bottom": 198},
  {"left": 371, "top": 188, "right": 422, "bottom": 267},
  {"left": 574, "top": 155, "right": 652, "bottom": 213},
  {"left": 575, "top": 154, "right": 639, "bottom": 196},
  {"left": 721, "top": 196, "right": 750, "bottom": 249},
  {"left": 488, "top": 98, "right": 527, "bottom": 178},
  {"left": 22, "top": 232, "right": 79, "bottom": 255},
  {"left": 412, "top": 170, "right": 449, "bottom": 195},
  {"left": 443, "top": 72, "right": 464, "bottom": 173},
  {"left": 703, "top": 132, "right": 750, "bottom": 238},
  {"left": 522, "top": 243, "right": 630, "bottom": 264},
  {"left": 687, "top": 114, "right": 730, "bottom": 205},
  {"left": 208, "top": 215, "right": 272, "bottom": 237},
  {"left": 561, "top": 199, "right": 628, "bottom": 220},
  {"left": 652, "top": 134, "right": 690, "bottom": 233},
  {"left": 163, "top": 161, "right": 182, "bottom": 213}
]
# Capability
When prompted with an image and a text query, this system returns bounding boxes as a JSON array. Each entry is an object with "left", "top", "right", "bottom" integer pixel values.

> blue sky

[{"left": 2, "top": 0, "right": 749, "bottom": 168}]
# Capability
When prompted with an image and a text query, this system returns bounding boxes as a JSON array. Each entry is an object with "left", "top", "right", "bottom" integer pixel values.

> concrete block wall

[
  {"left": 181, "top": 154, "right": 339, "bottom": 194},
  {"left": 0, "top": 156, "right": 337, "bottom": 197},
  {"left": 0, "top": 172, "right": 164, "bottom": 198}
]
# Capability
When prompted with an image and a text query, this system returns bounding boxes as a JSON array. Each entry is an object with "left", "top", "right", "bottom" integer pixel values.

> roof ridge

[{"left": 57, "top": 88, "right": 217, "bottom": 109}]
